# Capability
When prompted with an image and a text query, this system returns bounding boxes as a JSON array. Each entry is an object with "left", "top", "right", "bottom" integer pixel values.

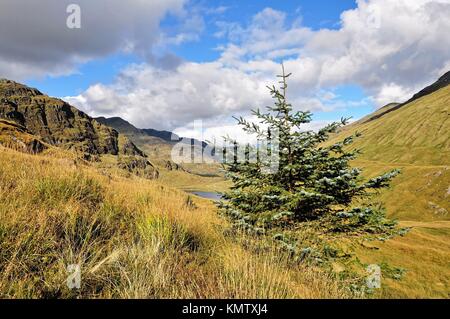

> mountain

[
  {"left": 327, "top": 72, "right": 450, "bottom": 298},
  {"left": 334, "top": 72, "right": 450, "bottom": 166},
  {"left": 0, "top": 79, "right": 144, "bottom": 158},
  {"left": 95, "top": 116, "right": 222, "bottom": 178},
  {"left": 95, "top": 116, "right": 211, "bottom": 146},
  {"left": 364, "top": 71, "right": 450, "bottom": 123},
  {"left": 95, "top": 116, "right": 179, "bottom": 145}
]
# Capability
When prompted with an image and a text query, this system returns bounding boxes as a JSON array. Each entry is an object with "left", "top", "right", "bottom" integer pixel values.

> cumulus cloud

[
  {"left": 311, "top": 0, "right": 450, "bottom": 97},
  {"left": 69, "top": 0, "right": 450, "bottom": 136},
  {"left": 66, "top": 62, "right": 273, "bottom": 130},
  {"left": 216, "top": 0, "right": 450, "bottom": 103},
  {"left": 0, "top": 0, "right": 186, "bottom": 79}
]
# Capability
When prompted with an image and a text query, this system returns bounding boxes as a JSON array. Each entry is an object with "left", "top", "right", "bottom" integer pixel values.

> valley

[{"left": 0, "top": 71, "right": 449, "bottom": 298}]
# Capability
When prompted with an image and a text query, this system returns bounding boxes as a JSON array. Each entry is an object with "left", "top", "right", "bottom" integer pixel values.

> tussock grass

[{"left": 0, "top": 146, "right": 349, "bottom": 298}]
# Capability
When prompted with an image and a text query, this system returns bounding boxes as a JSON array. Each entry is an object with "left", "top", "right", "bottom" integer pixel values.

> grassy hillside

[
  {"left": 0, "top": 78, "right": 448, "bottom": 298},
  {"left": 327, "top": 84, "right": 450, "bottom": 298},
  {"left": 0, "top": 145, "right": 348, "bottom": 298},
  {"left": 333, "top": 85, "right": 450, "bottom": 166},
  {"left": 329, "top": 85, "right": 449, "bottom": 221}
]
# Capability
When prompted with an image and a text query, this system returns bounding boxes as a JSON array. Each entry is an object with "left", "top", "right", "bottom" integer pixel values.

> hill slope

[
  {"left": 364, "top": 70, "right": 450, "bottom": 122},
  {"left": 336, "top": 85, "right": 450, "bottom": 166},
  {"left": 330, "top": 80, "right": 449, "bottom": 221},
  {"left": 0, "top": 135, "right": 348, "bottom": 298},
  {"left": 328, "top": 74, "right": 450, "bottom": 298}
]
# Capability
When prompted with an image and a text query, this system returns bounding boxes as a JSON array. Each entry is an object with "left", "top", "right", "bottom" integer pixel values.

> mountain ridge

[
  {"left": 0, "top": 79, "right": 145, "bottom": 158},
  {"left": 364, "top": 70, "right": 450, "bottom": 123},
  {"left": 95, "top": 116, "right": 208, "bottom": 148}
]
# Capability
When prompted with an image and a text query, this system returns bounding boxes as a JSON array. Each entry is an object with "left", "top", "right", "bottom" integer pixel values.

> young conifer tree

[{"left": 220, "top": 66, "right": 405, "bottom": 257}]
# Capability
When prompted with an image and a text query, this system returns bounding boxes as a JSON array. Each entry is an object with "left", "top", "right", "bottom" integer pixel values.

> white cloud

[
  {"left": 0, "top": 0, "right": 187, "bottom": 80},
  {"left": 216, "top": 0, "right": 450, "bottom": 102},
  {"left": 57, "top": 0, "right": 450, "bottom": 142},
  {"left": 374, "top": 83, "right": 416, "bottom": 106},
  {"left": 65, "top": 62, "right": 273, "bottom": 130}
]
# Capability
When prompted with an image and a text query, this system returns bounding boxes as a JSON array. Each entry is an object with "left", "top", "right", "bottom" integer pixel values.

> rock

[
  {"left": 0, "top": 79, "right": 145, "bottom": 158},
  {"left": 117, "top": 156, "right": 159, "bottom": 179},
  {"left": 164, "top": 160, "right": 184, "bottom": 171},
  {"left": 0, "top": 119, "right": 48, "bottom": 154},
  {"left": 26, "top": 138, "right": 47, "bottom": 154}
]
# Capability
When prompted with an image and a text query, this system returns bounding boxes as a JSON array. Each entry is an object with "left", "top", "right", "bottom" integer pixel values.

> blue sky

[
  {"left": 27, "top": 0, "right": 357, "bottom": 96},
  {"left": 24, "top": 0, "right": 372, "bottom": 127},
  {"left": 1, "top": 0, "right": 448, "bottom": 138}
]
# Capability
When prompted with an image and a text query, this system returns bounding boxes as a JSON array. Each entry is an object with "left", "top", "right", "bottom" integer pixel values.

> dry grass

[
  {"left": 356, "top": 221, "right": 450, "bottom": 298},
  {"left": 159, "top": 169, "right": 231, "bottom": 193},
  {"left": 0, "top": 146, "right": 349, "bottom": 299},
  {"left": 325, "top": 86, "right": 450, "bottom": 298}
]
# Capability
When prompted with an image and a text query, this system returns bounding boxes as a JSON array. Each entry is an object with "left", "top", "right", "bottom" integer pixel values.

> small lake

[{"left": 190, "top": 191, "right": 223, "bottom": 201}]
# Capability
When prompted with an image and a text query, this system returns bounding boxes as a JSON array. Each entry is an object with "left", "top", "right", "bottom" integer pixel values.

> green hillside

[
  {"left": 330, "top": 85, "right": 450, "bottom": 221},
  {"left": 328, "top": 82, "right": 450, "bottom": 298}
]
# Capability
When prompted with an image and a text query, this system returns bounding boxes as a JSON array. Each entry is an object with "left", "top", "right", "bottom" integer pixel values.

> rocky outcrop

[
  {"left": 0, "top": 79, "right": 159, "bottom": 178},
  {"left": 0, "top": 119, "right": 48, "bottom": 154},
  {"left": 164, "top": 160, "right": 184, "bottom": 171},
  {"left": 118, "top": 156, "right": 159, "bottom": 179},
  {"left": 0, "top": 79, "right": 142, "bottom": 157}
]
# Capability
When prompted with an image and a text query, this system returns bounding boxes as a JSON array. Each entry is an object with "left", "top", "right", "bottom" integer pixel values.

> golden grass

[
  {"left": 0, "top": 146, "right": 349, "bottom": 299},
  {"left": 356, "top": 221, "right": 450, "bottom": 298},
  {"left": 325, "top": 86, "right": 450, "bottom": 298},
  {"left": 159, "top": 169, "right": 231, "bottom": 193},
  {"left": 329, "top": 85, "right": 450, "bottom": 166}
]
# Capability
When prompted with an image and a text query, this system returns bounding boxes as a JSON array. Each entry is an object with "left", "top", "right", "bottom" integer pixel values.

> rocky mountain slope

[
  {"left": 0, "top": 79, "right": 158, "bottom": 179},
  {"left": 95, "top": 116, "right": 216, "bottom": 176},
  {"left": 0, "top": 79, "right": 144, "bottom": 158}
]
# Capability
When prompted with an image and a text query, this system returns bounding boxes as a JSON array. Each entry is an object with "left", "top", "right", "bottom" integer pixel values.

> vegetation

[
  {"left": 0, "top": 146, "right": 349, "bottom": 298},
  {"left": 220, "top": 68, "right": 408, "bottom": 291},
  {"left": 326, "top": 83, "right": 450, "bottom": 298},
  {"left": 0, "top": 73, "right": 449, "bottom": 298}
]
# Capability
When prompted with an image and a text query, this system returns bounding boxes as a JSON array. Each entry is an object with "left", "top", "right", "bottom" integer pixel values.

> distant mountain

[
  {"left": 364, "top": 71, "right": 450, "bottom": 123},
  {"left": 0, "top": 79, "right": 144, "bottom": 158},
  {"left": 95, "top": 116, "right": 207, "bottom": 147},
  {"left": 96, "top": 116, "right": 215, "bottom": 172},
  {"left": 95, "top": 116, "right": 179, "bottom": 145}
]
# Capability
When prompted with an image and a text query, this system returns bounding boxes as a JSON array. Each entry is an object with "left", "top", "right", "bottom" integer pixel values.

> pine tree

[{"left": 220, "top": 65, "right": 407, "bottom": 263}]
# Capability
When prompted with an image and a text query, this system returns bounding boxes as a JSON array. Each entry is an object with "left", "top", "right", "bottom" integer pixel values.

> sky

[{"left": 1, "top": 0, "right": 449, "bottom": 142}]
